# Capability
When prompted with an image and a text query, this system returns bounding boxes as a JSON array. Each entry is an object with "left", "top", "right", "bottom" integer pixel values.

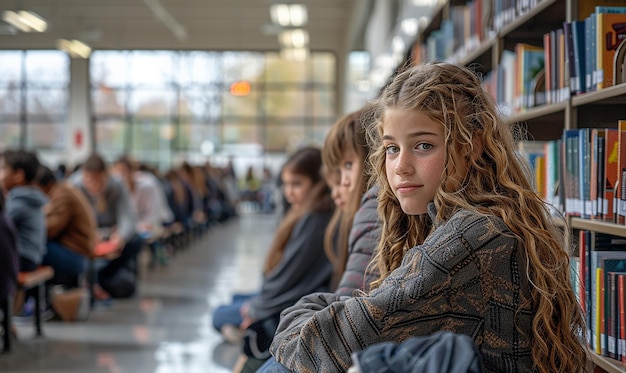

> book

[
  {"left": 514, "top": 43, "right": 544, "bottom": 111},
  {"left": 591, "top": 129, "right": 607, "bottom": 219},
  {"left": 617, "top": 120, "right": 626, "bottom": 224},
  {"left": 595, "top": 7, "right": 626, "bottom": 89},
  {"left": 604, "top": 129, "right": 619, "bottom": 222},
  {"left": 572, "top": 20, "right": 587, "bottom": 94}
]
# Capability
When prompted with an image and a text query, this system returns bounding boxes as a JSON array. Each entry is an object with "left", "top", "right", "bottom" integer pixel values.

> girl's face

[
  {"left": 339, "top": 148, "right": 362, "bottom": 195},
  {"left": 327, "top": 170, "right": 345, "bottom": 209},
  {"left": 382, "top": 109, "right": 446, "bottom": 215},
  {"left": 282, "top": 169, "right": 314, "bottom": 211}
]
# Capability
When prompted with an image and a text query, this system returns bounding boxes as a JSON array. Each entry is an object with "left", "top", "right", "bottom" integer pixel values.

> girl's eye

[
  {"left": 344, "top": 162, "right": 352, "bottom": 170},
  {"left": 385, "top": 145, "right": 399, "bottom": 154},
  {"left": 416, "top": 143, "right": 433, "bottom": 151}
]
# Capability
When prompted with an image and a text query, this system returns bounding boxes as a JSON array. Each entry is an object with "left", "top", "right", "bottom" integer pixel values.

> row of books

[
  {"left": 484, "top": 6, "right": 626, "bottom": 114},
  {"left": 482, "top": 44, "right": 544, "bottom": 115},
  {"left": 562, "top": 6, "right": 626, "bottom": 96},
  {"left": 420, "top": 0, "right": 540, "bottom": 65},
  {"left": 575, "top": 230, "right": 626, "bottom": 360},
  {"left": 517, "top": 121, "right": 626, "bottom": 221}
]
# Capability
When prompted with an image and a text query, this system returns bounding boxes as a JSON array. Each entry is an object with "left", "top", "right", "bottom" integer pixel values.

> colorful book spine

[{"left": 595, "top": 7, "right": 626, "bottom": 90}]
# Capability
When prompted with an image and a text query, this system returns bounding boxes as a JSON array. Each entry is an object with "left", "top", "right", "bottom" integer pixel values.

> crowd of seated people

[{"left": 0, "top": 151, "right": 240, "bottom": 331}]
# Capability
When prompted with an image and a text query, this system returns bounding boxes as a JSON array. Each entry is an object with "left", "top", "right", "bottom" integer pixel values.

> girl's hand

[{"left": 240, "top": 303, "right": 253, "bottom": 329}]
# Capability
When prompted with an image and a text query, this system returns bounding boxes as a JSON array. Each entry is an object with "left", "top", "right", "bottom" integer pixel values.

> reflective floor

[{"left": 0, "top": 212, "right": 276, "bottom": 373}]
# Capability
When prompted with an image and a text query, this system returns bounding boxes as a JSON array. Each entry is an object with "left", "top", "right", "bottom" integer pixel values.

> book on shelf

[
  {"left": 579, "top": 233, "right": 626, "bottom": 354},
  {"left": 514, "top": 43, "right": 545, "bottom": 111},
  {"left": 571, "top": 20, "right": 587, "bottom": 94},
  {"left": 591, "top": 129, "right": 607, "bottom": 220},
  {"left": 617, "top": 120, "right": 626, "bottom": 224},
  {"left": 563, "top": 129, "right": 582, "bottom": 216},
  {"left": 604, "top": 129, "right": 619, "bottom": 222},
  {"left": 591, "top": 251, "right": 626, "bottom": 355},
  {"left": 595, "top": 7, "right": 626, "bottom": 90}
]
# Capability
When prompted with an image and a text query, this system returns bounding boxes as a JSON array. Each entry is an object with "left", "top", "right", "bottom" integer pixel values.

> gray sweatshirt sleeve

[
  {"left": 247, "top": 211, "right": 333, "bottom": 321},
  {"left": 113, "top": 180, "right": 137, "bottom": 242}
]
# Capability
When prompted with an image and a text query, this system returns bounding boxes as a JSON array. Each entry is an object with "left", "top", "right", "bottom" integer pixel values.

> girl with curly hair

[{"left": 267, "top": 63, "right": 587, "bottom": 373}]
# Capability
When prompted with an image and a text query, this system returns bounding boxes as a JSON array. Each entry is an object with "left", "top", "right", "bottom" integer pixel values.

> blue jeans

[
  {"left": 212, "top": 293, "right": 256, "bottom": 331},
  {"left": 42, "top": 241, "right": 87, "bottom": 276},
  {"left": 257, "top": 356, "right": 291, "bottom": 373}
]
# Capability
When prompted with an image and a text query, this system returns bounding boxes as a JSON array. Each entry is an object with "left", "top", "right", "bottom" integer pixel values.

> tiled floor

[{"left": 0, "top": 213, "right": 277, "bottom": 373}]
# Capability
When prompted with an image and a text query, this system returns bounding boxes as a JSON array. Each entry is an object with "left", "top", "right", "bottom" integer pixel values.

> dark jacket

[
  {"left": 247, "top": 210, "right": 334, "bottom": 321},
  {"left": 0, "top": 213, "right": 18, "bottom": 300},
  {"left": 335, "top": 185, "right": 381, "bottom": 296},
  {"left": 6, "top": 186, "right": 48, "bottom": 265},
  {"left": 351, "top": 331, "right": 483, "bottom": 373}
]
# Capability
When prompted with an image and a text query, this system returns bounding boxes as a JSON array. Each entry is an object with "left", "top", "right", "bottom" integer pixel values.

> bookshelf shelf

[
  {"left": 570, "top": 218, "right": 626, "bottom": 237},
  {"left": 572, "top": 83, "right": 626, "bottom": 107},
  {"left": 456, "top": 36, "right": 496, "bottom": 69},
  {"left": 590, "top": 350, "right": 626, "bottom": 373},
  {"left": 499, "top": 0, "right": 562, "bottom": 40},
  {"left": 506, "top": 101, "right": 567, "bottom": 123}
]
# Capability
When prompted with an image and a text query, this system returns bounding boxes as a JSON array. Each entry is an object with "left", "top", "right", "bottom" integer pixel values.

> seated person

[
  {"left": 70, "top": 154, "right": 142, "bottom": 300},
  {"left": 37, "top": 165, "right": 97, "bottom": 289},
  {"left": 112, "top": 156, "right": 173, "bottom": 266},
  {"left": 212, "top": 147, "right": 334, "bottom": 371},
  {"left": 0, "top": 150, "right": 47, "bottom": 273},
  {"left": 0, "top": 191, "right": 18, "bottom": 304},
  {"left": 0, "top": 150, "right": 47, "bottom": 316}
]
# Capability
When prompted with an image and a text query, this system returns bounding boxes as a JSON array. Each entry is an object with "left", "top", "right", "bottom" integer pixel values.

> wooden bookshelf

[
  {"left": 590, "top": 350, "right": 626, "bottom": 373},
  {"left": 570, "top": 218, "right": 626, "bottom": 237}
]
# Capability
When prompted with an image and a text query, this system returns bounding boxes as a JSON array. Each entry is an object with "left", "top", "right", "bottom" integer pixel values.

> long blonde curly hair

[{"left": 365, "top": 62, "right": 587, "bottom": 373}]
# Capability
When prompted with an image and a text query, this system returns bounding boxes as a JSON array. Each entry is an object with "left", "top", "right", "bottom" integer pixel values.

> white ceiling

[{"left": 0, "top": 0, "right": 369, "bottom": 54}]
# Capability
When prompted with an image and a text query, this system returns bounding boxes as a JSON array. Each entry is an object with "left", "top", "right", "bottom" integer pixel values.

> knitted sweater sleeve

[{"left": 270, "top": 211, "right": 522, "bottom": 373}]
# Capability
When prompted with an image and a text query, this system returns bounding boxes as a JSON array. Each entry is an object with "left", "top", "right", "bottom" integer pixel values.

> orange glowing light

[{"left": 230, "top": 81, "right": 251, "bottom": 96}]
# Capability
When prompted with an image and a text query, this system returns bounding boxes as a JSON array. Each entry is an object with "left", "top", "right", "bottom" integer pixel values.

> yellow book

[
  {"left": 535, "top": 156, "right": 546, "bottom": 200},
  {"left": 597, "top": 267, "right": 604, "bottom": 354}
]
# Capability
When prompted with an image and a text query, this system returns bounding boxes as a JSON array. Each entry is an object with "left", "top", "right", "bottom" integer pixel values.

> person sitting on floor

[
  {"left": 0, "top": 150, "right": 48, "bottom": 316},
  {"left": 37, "top": 165, "right": 96, "bottom": 290},
  {"left": 212, "top": 146, "right": 334, "bottom": 372},
  {"left": 71, "top": 154, "right": 142, "bottom": 300},
  {"left": 0, "top": 190, "right": 19, "bottom": 306}
]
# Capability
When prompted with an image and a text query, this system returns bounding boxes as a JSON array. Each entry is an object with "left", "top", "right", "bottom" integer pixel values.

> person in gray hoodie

[
  {"left": 70, "top": 153, "right": 141, "bottom": 299},
  {"left": 0, "top": 150, "right": 47, "bottom": 272}
]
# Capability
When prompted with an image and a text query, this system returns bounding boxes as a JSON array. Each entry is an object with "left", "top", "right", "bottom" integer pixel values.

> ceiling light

[
  {"left": 2, "top": 10, "right": 47, "bottom": 33},
  {"left": 270, "top": 4, "right": 307, "bottom": 27},
  {"left": 401, "top": 18, "right": 419, "bottom": 36},
  {"left": 57, "top": 39, "right": 92, "bottom": 59},
  {"left": 279, "top": 29, "right": 309, "bottom": 48}
]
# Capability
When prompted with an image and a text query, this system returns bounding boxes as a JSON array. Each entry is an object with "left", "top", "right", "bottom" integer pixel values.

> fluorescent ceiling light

[
  {"left": 401, "top": 18, "right": 419, "bottom": 36},
  {"left": 2, "top": 10, "right": 47, "bottom": 32},
  {"left": 270, "top": 4, "right": 307, "bottom": 27},
  {"left": 279, "top": 29, "right": 309, "bottom": 48},
  {"left": 57, "top": 39, "right": 92, "bottom": 59}
]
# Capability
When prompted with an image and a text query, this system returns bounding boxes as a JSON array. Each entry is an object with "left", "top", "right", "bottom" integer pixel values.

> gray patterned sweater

[{"left": 270, "top": 204, "right": 535, "bottom": 373}]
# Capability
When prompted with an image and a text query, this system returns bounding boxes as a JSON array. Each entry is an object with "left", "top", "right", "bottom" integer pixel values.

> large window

[
  {"left": 0, "top": 51, "right": 69, "bottom": 151},
  {"left": 90, "top": 51, "right": 336, "bottom": 169}
]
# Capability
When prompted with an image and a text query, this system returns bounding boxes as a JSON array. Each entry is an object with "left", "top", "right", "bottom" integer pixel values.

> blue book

[{"left": 572, "top": 20, "right": 587, "bottom": 94}]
